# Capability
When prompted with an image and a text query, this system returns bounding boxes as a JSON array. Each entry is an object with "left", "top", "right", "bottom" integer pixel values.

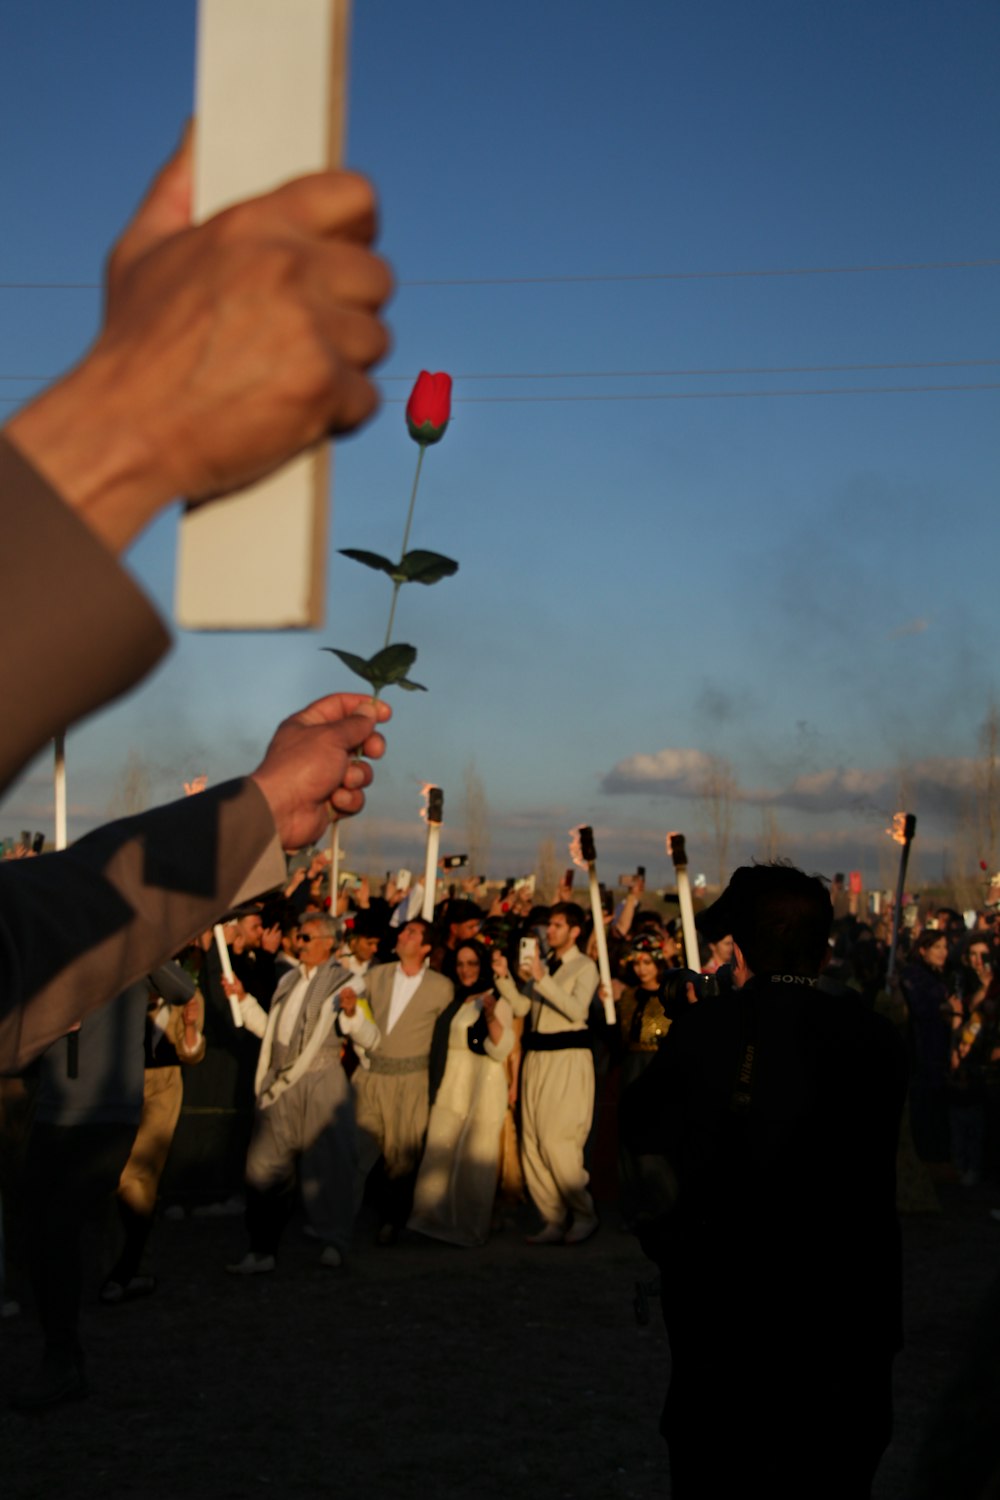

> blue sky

[{"left": 1, "top": 0, "right": 998, "bottom": 889}]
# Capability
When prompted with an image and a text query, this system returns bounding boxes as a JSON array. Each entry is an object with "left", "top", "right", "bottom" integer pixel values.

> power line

[
  {"left": 2, "top": 358, "right": 998, "bottom": 389},
  {"left": 0, "top": 256, "right": 998, "bottom": 293},
  {"left": 376, "top": 359, "right": 1000, "bottom": 382},
  {"left": 4, "top": 383, "right": 998, "bottom": 410},
  {"left": 400, "top": 258, "right": 1000, "bottom": 287},
  {"left": 382, "top": 383, "right": 1000, "bottom": 403}
]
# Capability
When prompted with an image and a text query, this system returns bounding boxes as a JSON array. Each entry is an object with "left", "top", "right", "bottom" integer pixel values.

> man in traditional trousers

[
  {"left": 222, "top": 913, "right": 378, "bottom": 1272},
  {"left": 493, "top": 902, "right": 600, "bottom": 1246},
  {"left": 353, "top": 920, "right": 453, "bottom": 1244}
]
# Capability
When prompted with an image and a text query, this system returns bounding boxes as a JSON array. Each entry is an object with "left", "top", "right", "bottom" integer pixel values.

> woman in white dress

[{"left": 409, "top": 941, "right": 515, "bottom": 1246}]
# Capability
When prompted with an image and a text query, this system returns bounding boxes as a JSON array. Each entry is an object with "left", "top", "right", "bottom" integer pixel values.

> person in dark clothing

[
  {"left": 901, "top": 928, "right": 956, "bottom": 1162},
  {"left": 12, "top": 965, "right": 193, "bottom": 1410},
  {"left": 621, "top": 861, "right": 907, "bottom": 1500}
]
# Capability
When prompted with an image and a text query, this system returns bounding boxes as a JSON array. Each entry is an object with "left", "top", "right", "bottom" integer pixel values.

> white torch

[
  {"left": 570, "top": 825, "right": 615, "bottom": 1026},
  {"left": 421, "top": 785, "right": 444, "bottom": 921},
  {"left": 667, "top": 832, "right": 701, "bottom": 974}
]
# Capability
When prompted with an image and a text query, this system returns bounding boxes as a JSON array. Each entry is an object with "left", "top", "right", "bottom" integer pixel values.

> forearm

[
  {"left": 5, "top": 358, "right": 169, "bottom": 554},
  {"left": 338, "top": 1005, "right": 380, "bottom": 1052},
  {"left": 495, "top": 973, "right": 529, "bottom": 1017},
  {"left": 0, "top": 778, "right": 283, "bottom": 1073},
  {"left": 0, "top": 438, "right": 170, "bottom": 792},
  {"left": 237, "top": 992, "right": 270, "bottom": 1039},
  {"left": 176, "top": 1028, "right": 207, "bottom": 1063},
  {"left": 612, "top": 895, "right": 639, "bottom": 940},
  {"left": 534, "top": 971, "right": 593, "bottom": 1024}
]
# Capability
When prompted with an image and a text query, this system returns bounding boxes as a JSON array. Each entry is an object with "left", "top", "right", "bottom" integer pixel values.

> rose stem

[{"left": 382, "top": 445, "right": 425, "bottom": 649}]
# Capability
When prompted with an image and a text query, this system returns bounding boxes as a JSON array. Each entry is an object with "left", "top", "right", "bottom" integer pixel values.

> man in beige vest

[
  {"left": 494, "top": 902, "right": 600, "bottom": 1245},
  {"left": 354, "top": 919, "right": 453, "bottom": 1244}
]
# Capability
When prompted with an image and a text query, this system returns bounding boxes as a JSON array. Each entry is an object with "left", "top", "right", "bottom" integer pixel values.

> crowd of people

[{"left": 2, "top": 850, "right": 991, "bottom": 1413}]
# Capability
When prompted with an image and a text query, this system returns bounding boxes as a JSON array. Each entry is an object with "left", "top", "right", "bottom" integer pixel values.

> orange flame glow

[
  {"left": 887, "top": 811, "right": 908, "bottom": 846},
  {"left": 569, "top": 827, "right": 588, "bottom": 871}
]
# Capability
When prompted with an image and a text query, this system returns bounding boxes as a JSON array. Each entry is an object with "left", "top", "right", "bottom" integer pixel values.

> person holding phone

[{"left": 492, "top": 903, "right": 600, "bottom": 1246}]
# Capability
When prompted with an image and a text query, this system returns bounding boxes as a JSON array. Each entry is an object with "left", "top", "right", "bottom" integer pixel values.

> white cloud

[
  {"left": 601, "top": 748, "right": 716, "bottom": 797},
  {"left": 601, "top": 746, "right": 979, "bottom": 822}
]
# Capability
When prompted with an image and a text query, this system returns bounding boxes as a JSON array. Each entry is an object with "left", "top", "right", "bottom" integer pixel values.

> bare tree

[
  {"left": 758, "top": 806, "right": 783, "bottom": 863},
  {"left": 699, "top": 753, "right": 739, "bottom": 888},
  {"left": 462, "top": 760, "right": 491, "bottom": 879},
  {"left": 534, "top": 837, "right": 558, "bottom": 903}
]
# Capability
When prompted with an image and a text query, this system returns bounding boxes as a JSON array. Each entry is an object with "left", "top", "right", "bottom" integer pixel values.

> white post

[
  {"left": 213, "top": 924, "right": 245, "bottom": 1028},
  {"left": 586, "top": 864, "right": 616, "bottom": 1026},
  {"left": 330, "top": 821, "right": 341, "bottom": 910},
  {"left": 422, "top": 826, "right": 441, "bottom": 920},
  {"left": 667, "top": 833, "right": 701, "bottom": 973}
]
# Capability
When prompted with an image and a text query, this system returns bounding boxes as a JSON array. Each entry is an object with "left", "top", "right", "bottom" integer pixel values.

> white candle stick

[
  {"left": 213, "top": 923, "right": 245, "bottom": 1028},
  {"left": 586, "top": 865, "right": 616, "bottom": 1025},
  {"left": 330, "top": 821, "right": 341, "bottom": 912},
  {"left": 667, "top": 833, "right": 700, "bottom": 973},
  {"left": 421, "top": 786, "right": 444, "bottom": 921},
  {"left": 54, "top": 731, "right": 67, "bottom": 851},
  {"left": 570, "top": 826, "right": 615, "bottom": 1025},
  {"left": 422, "top": 828, "right": 441, "bottom": 918}
]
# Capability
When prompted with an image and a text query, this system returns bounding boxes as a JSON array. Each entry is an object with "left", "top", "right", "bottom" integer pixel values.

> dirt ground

[{"left": 1, "top": 1174, "right": 998, "bottom": 1500}]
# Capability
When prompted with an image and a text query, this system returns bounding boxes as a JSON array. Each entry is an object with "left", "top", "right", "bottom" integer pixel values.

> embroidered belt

[
  {"left": 368, "top": 1053, "right": 428, "bottom": 1076},
  {"left": 524, "top": 1032, "right": 590, "bottom": 1052}
]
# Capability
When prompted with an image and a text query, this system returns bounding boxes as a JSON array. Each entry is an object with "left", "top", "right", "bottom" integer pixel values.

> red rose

[{"left": 406, "top": 370, "right": 452, "bottom": 445}]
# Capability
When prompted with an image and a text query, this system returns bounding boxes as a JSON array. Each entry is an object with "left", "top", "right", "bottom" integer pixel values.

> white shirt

[
  {"left": 274, "top": 964, "right": 315, "bottom": 1047},
  {"left": 386, "top": 963, "right": 425, "bottom": 1035}
]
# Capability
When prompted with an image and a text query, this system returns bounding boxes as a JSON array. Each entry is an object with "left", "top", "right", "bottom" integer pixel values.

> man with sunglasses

[{"left": 221, "top": 913, "right": 378, "bottom": 1273}]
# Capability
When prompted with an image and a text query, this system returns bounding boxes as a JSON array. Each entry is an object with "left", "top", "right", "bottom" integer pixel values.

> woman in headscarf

[{"left": 409, "top": 939, "right": 515, "bottom": 1246}]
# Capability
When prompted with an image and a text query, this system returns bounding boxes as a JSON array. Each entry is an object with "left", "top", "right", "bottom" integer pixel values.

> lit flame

[
  {"left": 887, "top": 811, "right": 908, "bottom": 846},
  {"left": 419, "top": 783, "right": 443, "bottom": 826},
  {"left": 569, "top": 826, "right": 588, "bottom": 871}
]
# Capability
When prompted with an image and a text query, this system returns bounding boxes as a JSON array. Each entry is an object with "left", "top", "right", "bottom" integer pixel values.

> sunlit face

[
  {"left": 351, "top": 934, "right": 379, "bottom": 963},
  {"left": 455, "top": 946, "right": 482, "bottom": 988},
  {"left": 295, "top": 923, "right": 333, "bottom": 964},
  {"left": 924, "top": 937, "right": 948, "bottom": 971},
  {"left": 547, "top": 914, "right": 578, "bottom": 957},
  {"left": 396, "top": 922, "right": 431, "bottom": 964},
  {"left": 632, "top": 953, "right": 660, "bottom": 987}
]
